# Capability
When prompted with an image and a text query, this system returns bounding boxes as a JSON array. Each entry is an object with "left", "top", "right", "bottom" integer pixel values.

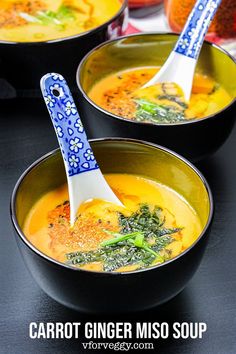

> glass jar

[{"left": 164, "top": 0, "right": 236, "bottom": 39}]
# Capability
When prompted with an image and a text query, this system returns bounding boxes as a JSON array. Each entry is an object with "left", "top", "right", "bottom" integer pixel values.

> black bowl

[
  {"left": 11, "top": 139, "right": 213, "bottom": 313},
  {"left": 0, "top": 0, "right": 128, "bottom": 98},
  {"left": 77, "top": 33, "right": 236, "bottom": 162}
]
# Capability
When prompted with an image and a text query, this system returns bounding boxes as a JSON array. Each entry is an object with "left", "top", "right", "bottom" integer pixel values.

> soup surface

[
  {"left": 23, "top": 174, "right": 203, "bottom": 272},
  {"left": 0, "top": 0, "right": 121, "bottom": 42},
  {"left": 89, "top": 67, "right": 232, "bottom": 123}
]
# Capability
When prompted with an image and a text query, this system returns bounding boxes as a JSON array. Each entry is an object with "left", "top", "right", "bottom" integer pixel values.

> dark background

[{"left": 0, "top": 98, "right": 235, "bottom": 354}]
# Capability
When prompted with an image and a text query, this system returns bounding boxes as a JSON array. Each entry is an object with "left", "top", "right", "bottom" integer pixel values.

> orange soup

[
  {"left": 88, "top": 67, "right": 232, "bottom": 123},
  {"left": 23, "top": 174, "right": 203, "bottom": 272},
  {"left": 0, "top": 0, "right": 122, "bottom": 42}
]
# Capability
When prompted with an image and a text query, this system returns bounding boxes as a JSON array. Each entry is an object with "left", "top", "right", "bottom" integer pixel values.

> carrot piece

[{"left": 192, "top": 73, "right": 215, "bottom": 94}]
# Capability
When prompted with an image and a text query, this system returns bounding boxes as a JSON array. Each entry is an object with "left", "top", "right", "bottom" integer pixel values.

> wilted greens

[
  {"left": 66, "top": 204, "right": 181, "bottom": 272},
  {"left": 135, "top": 98, "right": 186, "bottom": 124}
]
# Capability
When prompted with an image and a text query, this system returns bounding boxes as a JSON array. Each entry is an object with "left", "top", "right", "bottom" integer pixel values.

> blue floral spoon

[
  {"left": 143, "top": 0, "right": 222, "bottom": 100},
  {"left": 40, "top": 73, "right": 122, "bottom": 225}
]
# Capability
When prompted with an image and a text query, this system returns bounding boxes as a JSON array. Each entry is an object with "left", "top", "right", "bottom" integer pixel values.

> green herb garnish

[
  {"left": 66, "top": 204, "right": 182, "bottom": 272},
  {"left": 19, "top": 12, "right": 42, "bottom": 24},
  {"left": 19, "top": 5, "right": 76, "bottom": 27},
  {"left": 135, "top": 98, "right": 186, "bottom": 123}
]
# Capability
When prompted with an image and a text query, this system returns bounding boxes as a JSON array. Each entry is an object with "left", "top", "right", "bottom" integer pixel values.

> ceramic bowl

[
  {"left": 11, "top": 138, "right": 213, "bottom": 313},
  {"left": 77, "top": 33, "right": 236, "bottom": 162},
  {"left": 0, "top": 0, "right": 128, "bottom": 97}
]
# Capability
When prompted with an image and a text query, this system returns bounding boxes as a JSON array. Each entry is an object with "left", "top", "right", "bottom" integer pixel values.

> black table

[{"left": 0, "top": 98, "right": 235, "bottom": 354}]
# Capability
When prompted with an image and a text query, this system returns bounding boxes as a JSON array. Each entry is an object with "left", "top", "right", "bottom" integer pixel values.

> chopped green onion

[{"left": 18, "top": 12, "right": 42, "bottom": 23}]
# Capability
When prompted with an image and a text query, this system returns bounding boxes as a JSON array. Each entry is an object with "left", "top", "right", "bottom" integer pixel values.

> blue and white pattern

[
  {"left": 49, "top": 83, "right": 65, "bottom": 97},
  {"left": 74, "top": 118, "right": 84, "bottom": 133},
  {"left": 174, "top": 0, "right": 222, "bottom": 59},
  {"left": 45, "top": 94, "right": 56, "bottom": 108},
  {"left": 41, "top": 73, "right": 99, "bottom": 176},
  {"left": 84, "top": 148, "right": 95, "bottom": 161},
  {"left": 56, "top": 125, "right": 64, "bottom": 138},
  {"left": 65, "top": 101, "right": 77, "bottom": 116},
  {"left": 51, "top": 73, "right": 64, "bottom": 81}
]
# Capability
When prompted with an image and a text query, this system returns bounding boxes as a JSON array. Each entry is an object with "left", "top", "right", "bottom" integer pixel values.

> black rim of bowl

[
  {"left": 10, "top": 138, "right": 214, "bottom": 276},
  {"left": 0, "top": 0, "right": 128, "bottom": 45},
  {"left": 76, "top": 32, "right": 236, "bottom": 127}
]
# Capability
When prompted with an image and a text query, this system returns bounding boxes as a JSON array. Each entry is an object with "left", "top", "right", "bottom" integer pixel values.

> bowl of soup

[
  {"left": 77, "top": 33, "right": 236, "bottom": 162},
  {"left": 0, "top": 0, "right": 128, "bottom": 95},
  {"left": 11, "top": 138, "right": 213, "bottom": 312}
]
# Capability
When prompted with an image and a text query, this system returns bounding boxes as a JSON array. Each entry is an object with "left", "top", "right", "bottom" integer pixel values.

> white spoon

[
  {"left": 40, "top": 73, "right": 122, "bottom": 225},
  {"left": 143, "top": 0, "right": 222, "bottom": 101}
]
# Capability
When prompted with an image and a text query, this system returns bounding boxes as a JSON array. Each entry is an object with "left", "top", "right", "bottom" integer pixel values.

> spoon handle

[
  {"left": 174, "top": 0, "right": 222, "bottom": 60},
  {"left": 40, "top": 73, "right": 99, "bottom": 177}
]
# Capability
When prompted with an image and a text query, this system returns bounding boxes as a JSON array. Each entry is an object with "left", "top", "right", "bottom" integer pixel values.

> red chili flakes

[{"left": 47, "top": 202, "right": 117, "bottom": 251}]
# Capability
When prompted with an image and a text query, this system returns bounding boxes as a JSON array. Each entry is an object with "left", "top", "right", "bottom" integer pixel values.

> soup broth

[
  {"left": 88, "top": 67, "right": 232, "bottom": 123},
  {"left": 0, "top": 0, "right": 121, "bottom": 42},
  {"left": 23, "top": 174, "right": 203, "bottom": 272}
]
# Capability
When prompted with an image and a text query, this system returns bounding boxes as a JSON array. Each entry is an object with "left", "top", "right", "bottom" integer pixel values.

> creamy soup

[
  {"left": 0, "top": 0, "right": 121, "bottom": 42},
  {"left": 23, "top": 174, "right": 203, "bottom": 272},
  {"left": 89, "top": 67, "right": 232, "bottom": 123}
]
